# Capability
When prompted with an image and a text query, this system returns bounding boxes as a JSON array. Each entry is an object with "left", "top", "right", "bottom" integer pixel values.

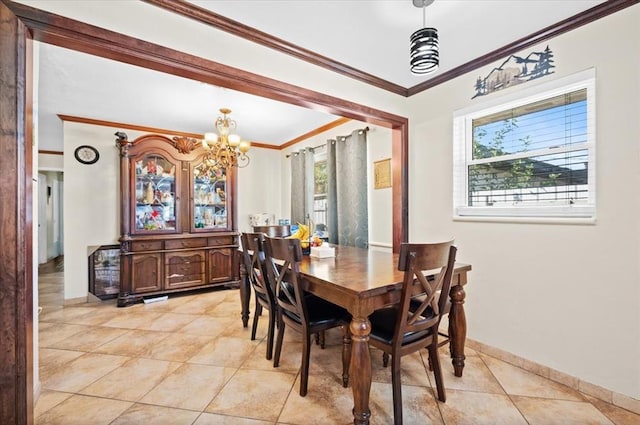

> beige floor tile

[
  {"left": 47, "top": 325, "right": 128, "bottom": 352},
  {"left": 243, "top": 340, "right": 303, "bottom": 374},
  {"left": 306, "top": 343, "right": 349, "bottom": 386},
  {"left": 194, "top": 412, "right": 274, "bottom": 425},
  {"left": 38, "top": 322, "right": 88, "bottom": 347},
  {"left": 584, "top": 395, "right": 640, "bottom": 425},
  {"left": 38, "top": 348, "right": 85, "bottom": 382},
  {"left": 41, "top": 353, "right": 130, "bottom": 393},
  {"left": 188, "top": 336, "right": 260, "bottom": 368},
  {"left": 206, "top": 299, "right": 243, "bottom": 318},
  {"left": 481, "top": 354, "right": 584, "bottom": 401},
  {"left": 35, "top": 394, "right": 132, "bottom": 425},
  {"left": 205, "top": 369, "right": 296, "bottom": 422},
  {"left": 92, "top": 329, "right": 170, "bottom": 357},
  {"left": 136, "top": 312, "right": 200, "bottom": 332},
  {"left": 222, "top": 318, "right": 267, "bottom": 339},
  {"left": 109, "top": 403, "right": 200, "bottom": 425},
  {"left": 370, "top": 349, "right": 432, "bottom": 387},
  {"left": 63, "top": 306, "right": 124, "bottom": 326},
  {"left": 34, "top": 390, "right": 72, "bottom": 418},
  {"left": 170, "top": 296, "right": 222, "bottom": 315},
  {"left": 438, "top": 389, "right": 528, "bottom": 425},
  {"left": 512, "top": 396, "right": 615, "bottom": 425},
  {"left": 39, "top": 306, "right": 97, "bottom": 323},
  {"left": 147, "top": 333, "right": 213, "bottom": 362},
  {"left": 180, "top": 316, "right": 238, "bottom": 337},
  {"left": 368, "top": 381, "right": 444, "bottom": 425},
  {"left": 278, "top": 374, "right": 356, "bottom": 425},
  {"left": 436, "top": 354, "right": 505, "bottom": 394},
  {"left": 101, "top": 311, "right": 164, "bottom": 329},
  {"left": 79, "top": 357, "right": 182, "bottom": 401},
  {"left": 141, "top": 363, "right": 236, "bottom": 411}
]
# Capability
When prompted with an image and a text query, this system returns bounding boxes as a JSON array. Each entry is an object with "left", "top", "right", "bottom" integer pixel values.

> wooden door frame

[{"left": 0, "top": 1, "right": 408, "bottom": 422}]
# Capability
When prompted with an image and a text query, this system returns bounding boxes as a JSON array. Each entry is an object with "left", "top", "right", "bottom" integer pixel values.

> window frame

[{"left": 453, "top": 68, "right": 596, "bottom": 223}]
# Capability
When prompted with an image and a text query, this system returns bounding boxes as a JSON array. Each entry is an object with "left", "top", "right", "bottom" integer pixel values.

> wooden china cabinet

[{"left": 116, "top": 133, "right": 239, "bottom": 307}]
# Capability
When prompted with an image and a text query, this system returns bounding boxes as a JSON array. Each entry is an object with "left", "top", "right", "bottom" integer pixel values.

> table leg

[
  {"left": 239, "top": 261, "right": 250, "bottom": 328},
  {"left": 448, "top": 283, "right": 467, "bottom": 377},
  {"left": 350, "top": 317, "right": 372, "bottom": 425}
]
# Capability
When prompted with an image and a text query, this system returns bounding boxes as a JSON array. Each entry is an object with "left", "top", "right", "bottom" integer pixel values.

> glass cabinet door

[
  {"left": 193, "top": 166, "right": 227, "bottom": 230},
  {"left": 134, "top": 154, "right": 177, "bottom": 232}
]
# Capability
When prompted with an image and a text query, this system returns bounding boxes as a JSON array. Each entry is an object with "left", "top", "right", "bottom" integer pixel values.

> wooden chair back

[
  {"left": 240, "top": 232, "right": 274, "bottom": 305},
  {"left": 263, "top": 236, "right": 307, "bottom": 325},
  {"left": 253, "top": 225, "right": 291, "bottom": 238},
  {"left": 395, "top": 241, "right": 457, "bottom": 351}
]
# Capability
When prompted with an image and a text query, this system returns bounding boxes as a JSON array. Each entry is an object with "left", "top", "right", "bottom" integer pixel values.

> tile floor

[{"left": 36, "top": 270, "right": 640, "bottom": 425}]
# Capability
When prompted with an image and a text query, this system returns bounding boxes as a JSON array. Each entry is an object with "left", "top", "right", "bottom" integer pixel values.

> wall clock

[{"left": 74, "top": 145, "right": 99, "bottom": 165}]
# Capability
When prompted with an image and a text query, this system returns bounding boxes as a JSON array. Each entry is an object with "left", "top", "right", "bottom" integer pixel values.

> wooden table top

[{"left": 297, "top": 245, "right": 471, "bottom": 315}]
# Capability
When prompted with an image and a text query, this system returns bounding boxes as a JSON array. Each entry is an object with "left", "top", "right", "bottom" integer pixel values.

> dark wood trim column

[{"left": 0, "top": 1, "right": 34, "bottom": 423}]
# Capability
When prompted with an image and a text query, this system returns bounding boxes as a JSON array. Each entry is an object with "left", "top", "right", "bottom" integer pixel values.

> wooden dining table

[{"left": 238, "top": 244, "right": 472, "bottom": 425}]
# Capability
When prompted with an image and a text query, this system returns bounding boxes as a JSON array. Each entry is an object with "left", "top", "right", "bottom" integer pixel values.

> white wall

[
  {"left": 63, "top": 123, "right": 136, "bottom": 301},
  {"left": 38, "top": 153, "right": 63, "bottom": 170},
  {"left": 236, "top": 147, "right": 283, "bottom": 233},
  {"left": 406, "top": 6, "right": 640, "bottom": 399}
]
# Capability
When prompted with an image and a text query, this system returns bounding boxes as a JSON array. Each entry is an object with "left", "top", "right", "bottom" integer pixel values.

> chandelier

[
  {"left": 195, "top": 108, "right": 250, "bottom": 179},
  {"left": 410, "top": 0, "right": 439, "bottom": 75}
]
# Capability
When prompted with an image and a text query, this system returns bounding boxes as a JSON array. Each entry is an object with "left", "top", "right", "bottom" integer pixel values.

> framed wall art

[{"left": 373, "top": 158, "right": 391, "bottom": 189}]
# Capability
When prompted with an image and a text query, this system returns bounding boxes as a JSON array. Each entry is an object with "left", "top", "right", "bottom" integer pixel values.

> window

[
  {"left": 313, "top": 150, "right": 328, "bottom": 228},
  {"left": 453, "top": 69, "right": 595, "bottom": 221}
]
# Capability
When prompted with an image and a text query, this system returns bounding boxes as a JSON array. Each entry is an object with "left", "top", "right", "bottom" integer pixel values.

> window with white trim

[{"left": 453, "top": 70, "right": 595, "bottom": 220}]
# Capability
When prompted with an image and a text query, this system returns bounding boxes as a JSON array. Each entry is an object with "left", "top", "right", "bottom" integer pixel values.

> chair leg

[
  {"left": 390, "top": 354, "right": 403, "bottom": 425},
  {"left": 265, "top": 307, "right": 276, "bottom": 360},
  {"left": 273, "top": 313, "right": 285, "bottom": 368},
  {"left": 251, "top": 302, "right": 262, "bottom": 341},
  {"left": 319, "top": 330, "right": 326, "bottom": 349},
  {"left": 300, "top": 332, "right": 312, "bottom": 397},
  {"left": 342, "top": 325, "right": 351, "bottom": 387},
  {"left": 382, "top": 351, "right": 389, "bottom": 367},
  {"left": 429, "top": 344, "right": 446, "bottom": 402}
]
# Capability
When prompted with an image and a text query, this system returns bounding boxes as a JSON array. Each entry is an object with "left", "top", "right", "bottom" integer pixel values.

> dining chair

[
  {"left": 262, "top": 235, "right": 351, "bottom": 396},
  {"left": 368, "top": 240, "right": 457, "bottom": 425},
  {"left": 240, "top": 232, "right": 277, "bottom": 360}
]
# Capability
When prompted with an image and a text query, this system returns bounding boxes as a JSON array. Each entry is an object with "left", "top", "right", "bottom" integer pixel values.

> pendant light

[{"left": 410, "top": 0, "right": 439, "bottom": 75}]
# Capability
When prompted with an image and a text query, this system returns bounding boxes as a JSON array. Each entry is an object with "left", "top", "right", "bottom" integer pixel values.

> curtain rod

[{"left": 285, "top": 127, "right": 369, "bottom": 158}]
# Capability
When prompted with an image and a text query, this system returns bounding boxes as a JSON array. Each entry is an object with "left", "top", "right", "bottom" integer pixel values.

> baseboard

[
  {"left": 466, "top": 338, "right": 640, "bottom": 415},
  {"left": 63, "top": 296, "right": 87, "bottom": 306}
]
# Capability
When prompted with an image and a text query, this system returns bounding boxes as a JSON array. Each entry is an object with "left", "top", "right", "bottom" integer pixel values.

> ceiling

[{"left": 37, "top": 0, "right": 607, "bottom": 152}]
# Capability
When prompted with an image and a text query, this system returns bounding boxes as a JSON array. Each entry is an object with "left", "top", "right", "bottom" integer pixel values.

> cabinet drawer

[
  {"left": 165, "top": 251, "right": 205, "bottom": 289},
  {"left": 165, "top": 238, "right": 207, "bottom": 250},
  {"left": 207, "top": 236, "right": 235, "bottom": 246},
  {"left": 131, "top": 241, "right": 163, "bottom": 251}
]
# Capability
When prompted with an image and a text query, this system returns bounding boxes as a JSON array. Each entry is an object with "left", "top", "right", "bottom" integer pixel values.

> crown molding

[
  {"left": 57, "top": 115, "right": 353, "bottom": 150},
  {"left": 142, "top": 0, "right": 408, "bottom": 97},
  {"left": 57, "top": 114, "right": 279, "bottom": 150},
  {"left": 144, "top": 0, "right": 639, "bottom": 97}
]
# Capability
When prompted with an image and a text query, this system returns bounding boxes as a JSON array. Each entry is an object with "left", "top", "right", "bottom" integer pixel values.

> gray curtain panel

[
  {"left": 290, "top": 148, "right": 314, "bottom": 225},
  {"left": 327, "top": 130, "right": 368, "bottom": 248}
]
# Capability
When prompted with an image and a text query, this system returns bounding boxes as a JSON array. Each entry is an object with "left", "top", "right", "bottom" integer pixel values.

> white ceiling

[{"left": 37, "top": 0, "right": 606, "bottom": 152}]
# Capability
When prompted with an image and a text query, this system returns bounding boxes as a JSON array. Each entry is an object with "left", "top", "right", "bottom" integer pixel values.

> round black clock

[{"left": 74, "top": 145, "right": 99, "bottom": 165}]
